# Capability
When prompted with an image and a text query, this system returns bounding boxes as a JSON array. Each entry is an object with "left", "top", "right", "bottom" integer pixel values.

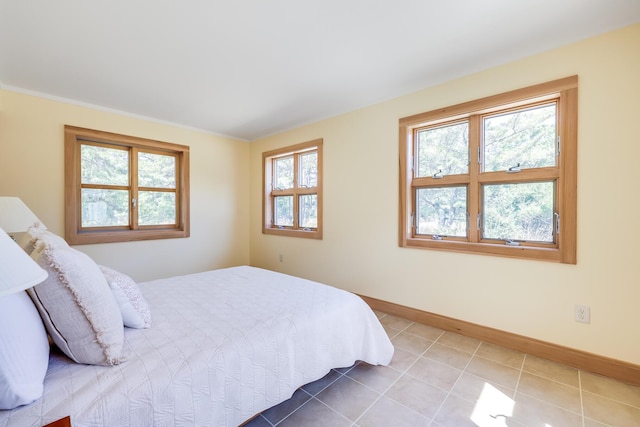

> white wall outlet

[
  {"left": 575, "top": 304, "right": 590, "bottom": 324},
  {"left": 279, "top": 254, "right": 284, "bottom": 263}
]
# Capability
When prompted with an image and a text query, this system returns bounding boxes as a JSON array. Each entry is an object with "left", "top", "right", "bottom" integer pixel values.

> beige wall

[
  {"left": 250, "top": 24, "right": 640, "bottom": 365},
  {"left": 0, "top": 90, "right": 251, "bottom": 281}
]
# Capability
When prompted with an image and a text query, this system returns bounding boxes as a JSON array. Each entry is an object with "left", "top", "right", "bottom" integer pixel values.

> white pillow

[
  {"left": 0, "top": 291, "right": 50, "bottom": 409},
  {"left": 99, "top": 265, "right": 151, "bottom": 329},
  {"left": 28, "top": 237, "right": 124, "bottom": 366}
]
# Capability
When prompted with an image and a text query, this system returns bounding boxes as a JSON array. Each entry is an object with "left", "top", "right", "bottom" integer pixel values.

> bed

[{"left": 0, "top": 243, "right": 394, "bottom": 427}]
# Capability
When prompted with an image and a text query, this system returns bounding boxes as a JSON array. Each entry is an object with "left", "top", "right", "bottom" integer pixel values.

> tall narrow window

[
  {"left": 65, "top": 126, "right": 190, "bottom": 244},
  {"left": 263, "top": 139, "right": 323, "bottom": 239},
  {"left": 399, "top": 76, "right": 577, "bottom": 263}
]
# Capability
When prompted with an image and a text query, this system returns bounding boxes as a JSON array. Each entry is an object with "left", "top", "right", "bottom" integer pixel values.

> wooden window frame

[
  {"left": 263, "top": 139, "right": 323, "bottom": 239},
  {"left": 65, "top": 125, "right": 190, "bottom": 245},
  {"left": 399, "top": 76, "right": 578, "bottom": 263}
]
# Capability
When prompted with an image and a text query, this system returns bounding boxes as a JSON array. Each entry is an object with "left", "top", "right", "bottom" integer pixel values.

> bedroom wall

[
  {"left": 249, "top": 23, "right": 640, "bottom": 365},
  {"left": 0, "top": 90, "right": 251, "bottom": 281}
]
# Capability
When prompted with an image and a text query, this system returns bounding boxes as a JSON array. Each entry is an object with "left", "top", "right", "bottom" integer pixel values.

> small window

[
  {"left": 263, "top": 139, "right": 322, "bottom": 239},
  {"left": 65, "top": 126, "right": 190, "bottom": 245},
  {"left": 399, "top": 76, "right": 577, "bottom": 263}
]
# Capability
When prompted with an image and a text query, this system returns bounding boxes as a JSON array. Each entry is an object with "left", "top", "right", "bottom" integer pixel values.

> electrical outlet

[
  {"left": 279, "top": 254, "right": 284, "bottom": 263},
  {"left": 575, "top": 304, "right": 590, "bottom": 324}
]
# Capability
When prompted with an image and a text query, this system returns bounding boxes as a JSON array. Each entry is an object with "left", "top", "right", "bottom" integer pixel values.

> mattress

[{"left": 0, "top": 266, "right": 393, "bottom": 426}]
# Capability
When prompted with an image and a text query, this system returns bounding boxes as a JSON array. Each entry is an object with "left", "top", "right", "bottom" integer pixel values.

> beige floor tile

[
  {"left": 517, "top": 372, "right": 582, "bottom": 413},
  {"left": 301, "top": 369, "right": 342, "bottom": 396},
  {"left": 466, "top": 356, "right": 521, "bottom": 389},
  {"left": 260, "top": 388, "right": 312, "bottom": 424},
  {"left": 581, "top": 371, "right": 640, "bottom": 408},
  {"left": 404, "top": 322, "right": 444, "bottom": 341},
  {"left": 316, "top": 375, "right": 380, "bottom": 421},
  {"left": 391, "top": 331, "right": 433, "bottom": 355},
  {"left": 277, "top": 398, "right": 351, "bottom": 427},
  {"left": 345, "top": 363, "right": 401, "bottom": 393},
  {"left": 387, "top": 347, "right": 421, "bottom": 373},
  {"left": 582, "top": 391, "right": 640, "bottom": 427},
  {"left": 436, "top": 331, "right": 481, "bottom": 354},
  {"left": 357, "top": 395, "right": 430, "bottom": 427},
  {"left": 522, "top": 354, "right": 579, "bottom": 387},
  {"left": 584, "top": 417, "right": 614, "bottom": 427},
  {"left": 511, "top": 393, "right": 583, "bottom": 426},
  {"left": 242, "top": 414, "right": 272, "bottom": 426},
  {"left": 379, "top": 314, "right": 413, "bottom": 331},
  {"left": 475, "top": 342, "right": 525, "bottom": 369},
  {"left": 450, "top": 372, "right": 515, "bottom": 404},
  {"left": 406, "top": 356, "right": 462, "bottom": 392},
  {"left": 435, "top": 393, "right": 510, "bottom": 427},
  {"left": 385, "top": 374, "right": 448, "bottom": 419},
  {"left": 423, "top": 342, "right": 474, "bottom": 370},
  {"left": 382, "top": 324, "right": 402, "bottom": 339}
]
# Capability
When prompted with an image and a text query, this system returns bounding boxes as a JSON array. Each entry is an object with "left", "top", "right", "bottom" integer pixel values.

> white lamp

[
  {"left": 0, "top": 197, "right": 46, "bottom": 239},
  {"left": 0, "top": 227, "right": 48, "bottom": 297}
]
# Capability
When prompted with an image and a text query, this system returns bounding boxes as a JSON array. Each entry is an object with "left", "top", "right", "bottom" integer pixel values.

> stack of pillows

[{"left": 0, "top": 224, "right": 151, "bottom": 410}]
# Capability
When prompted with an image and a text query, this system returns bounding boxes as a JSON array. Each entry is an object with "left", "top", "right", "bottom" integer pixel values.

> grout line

[
  {"left": 428, "top": 338, "right": 482, "bottom": 427},
  {"left": 352, "top": 321, "right": 441, "bottom": 426},
  {"left": 513, "top": 353, "right": 526, "bottom": 400},
  {"left": 578, "top": 369, "right": 586, "bottom": 427}
]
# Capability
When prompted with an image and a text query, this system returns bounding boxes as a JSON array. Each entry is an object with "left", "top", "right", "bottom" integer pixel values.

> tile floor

[{"left": 245, "top": 311, "right": 640, "bottom": 427}]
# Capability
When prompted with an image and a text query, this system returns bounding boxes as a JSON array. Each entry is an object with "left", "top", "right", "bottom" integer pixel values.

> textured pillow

[
  {"left": 0, "top": 291, "right": 50, "bottom": 409},
  {"left": 14, "top": 222, "right": 49, "bottom": 255},
  {"left": 28, "top": 239, "right": 124, "bottom": 366},
  {"left": 99, "top": 265, "right": 151, "bottom": 329}
]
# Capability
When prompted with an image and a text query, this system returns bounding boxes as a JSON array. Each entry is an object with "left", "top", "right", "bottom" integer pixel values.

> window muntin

[
  {"left": 399, "top": 76, "right": 577, "bottom": 263},
  {"left": 65, "top": 126, "right": 190, "bottom": 245},
  {"left": 263, "top": 139, "right": 323, "bottom": 239}
]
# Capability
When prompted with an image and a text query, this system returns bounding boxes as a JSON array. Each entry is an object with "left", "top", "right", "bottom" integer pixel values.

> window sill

[{"left": 401, "top": 237, "right": 573, "bottom": 264}]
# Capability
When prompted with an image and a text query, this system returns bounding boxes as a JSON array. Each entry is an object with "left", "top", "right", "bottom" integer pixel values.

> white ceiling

[{"left": 1, "top": 1, "right": 639, "bottom": 141}]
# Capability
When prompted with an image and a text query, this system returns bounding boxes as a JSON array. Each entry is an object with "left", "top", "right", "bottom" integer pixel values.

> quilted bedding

[{"left": 0, "top": 266, "right": 394, "bottom": 427}]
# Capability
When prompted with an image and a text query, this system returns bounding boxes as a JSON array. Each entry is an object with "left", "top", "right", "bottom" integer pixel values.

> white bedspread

[{"left": 0, "top": 266, "right": 393, "bottom": 427}]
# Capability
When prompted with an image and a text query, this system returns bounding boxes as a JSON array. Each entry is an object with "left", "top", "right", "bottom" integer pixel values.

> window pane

[
  {"left": 81, "top": 144, "right": 128, "bottom": 185},
  {"left": 138, "top": 152, "right": 176, "bottom": 188},
  {"left": 483, "top": 182, "right": 555, "bottom": 242},
  {"left": 274, "top": 156, "right": 294, "bottom": 189},
  {"left": 416, "top": 121, "right": 468, "bottom": 177},
  {"left": 138, "top": 191, "right": 176, "bottom": 226},
  {"left": 81, "top": 189, "right": 129, "bottom": 227},
  {"left": 483, "top": 103, "right": 557, "bottom": 172},
  {"left": 274, "top": 196, "right": 293, "bottom": 226},
  {"left": 299, "top": 152, "right": 318, "bottom": 188},
  {"left": 416, "top": 186, "right": 467, "bottom": 237},
  {"left": 299, "top": 194, "right": 317, "bottom": 228}
]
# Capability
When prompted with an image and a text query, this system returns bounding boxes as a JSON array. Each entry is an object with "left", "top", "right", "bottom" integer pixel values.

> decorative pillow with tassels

[{"left": 28, "top": 232, "right": 124, "bottom": 366}]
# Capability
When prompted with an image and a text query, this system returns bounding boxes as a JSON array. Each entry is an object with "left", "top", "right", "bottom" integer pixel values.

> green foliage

[
  {"left": 416, "top": 103, "right": 557, "bottom": 241},
  {"left": 417, "top": 122, "right": 468, "bottom": 177},
  {"left": 80, "top": 144, "right": 178, "bottom": 227}
]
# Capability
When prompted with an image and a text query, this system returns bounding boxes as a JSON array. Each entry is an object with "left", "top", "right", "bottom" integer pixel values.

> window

[
  {"left": 399, "top": 76, "right": 577, "bottom": 263},
  {"left": 263, "top": 139, "right": 322, "bottom": 239},
  {"left": 65, "top": 126, "right": 190, "bottom": 244}
]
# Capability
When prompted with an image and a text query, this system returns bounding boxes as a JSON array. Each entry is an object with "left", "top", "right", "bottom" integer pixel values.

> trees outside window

[
  {"left": 263, "top": 139, "right": 322, "bottom": 239},
  {"left": 65, "top": 126, "right": 190, "bottom": 244},
  {"left": 399, "top": 76, "right": 577, "bottom": 263}
]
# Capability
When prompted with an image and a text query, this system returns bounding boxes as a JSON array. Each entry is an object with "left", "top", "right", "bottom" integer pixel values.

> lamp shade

[
  {"left": 0, "top": 197, "right": 46, "bottom": 235},
  {"left": 0, "top": 228, "right": 47, "bottom": 297}
]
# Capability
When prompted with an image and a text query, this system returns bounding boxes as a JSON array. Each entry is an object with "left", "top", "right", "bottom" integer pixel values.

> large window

[
  {"left": 263, "top": 139, "right": 322, "bottom": 239},
  {"left": 399, "top": 76, "right": 577, "bottom": 263},
  {"left": 65, "top": 126, "right": 190, "bottom": 244}
]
